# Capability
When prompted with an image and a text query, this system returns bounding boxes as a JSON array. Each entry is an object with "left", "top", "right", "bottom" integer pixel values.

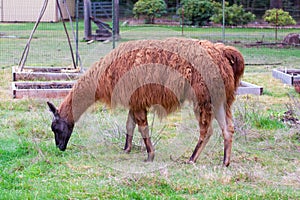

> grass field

[{"left": 0, "top": 22, "right": 300, "bottom": 199}]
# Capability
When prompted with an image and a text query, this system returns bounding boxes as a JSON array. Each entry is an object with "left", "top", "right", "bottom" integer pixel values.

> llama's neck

[
  {"left": 58, "top": 62, "right": 105, "bottom": 123},
  {"left": 58, "top": 92, "right": 75, "bottom": 123}
]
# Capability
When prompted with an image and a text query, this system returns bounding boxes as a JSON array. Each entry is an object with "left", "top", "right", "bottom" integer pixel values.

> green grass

[{"left": 1, "top": 22, "right": 300, "bottom": 199}]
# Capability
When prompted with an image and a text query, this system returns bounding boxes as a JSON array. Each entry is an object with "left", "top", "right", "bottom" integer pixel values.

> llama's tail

[{"left": 216, "top": 44, "right": 245, "bottom": 89}]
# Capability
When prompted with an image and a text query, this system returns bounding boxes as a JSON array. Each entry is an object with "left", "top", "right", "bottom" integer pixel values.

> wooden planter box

[
  {"left": 12, "top": 66, "right": 82, "bottom": 81},
  {"left": 12, "top": 81, "right": 75, "bottom": 99},
  {"left": 12, "top": 66, "right": 262, "bottom": 98},
  {"left": 12, "top": 66, "right": 82, "bottom": 99},
  {"left": 237, "top": 81, "right": 263, "bottom": 95},
  {"left": 272, "top": 68, "right": 300, "bottom": 85}
]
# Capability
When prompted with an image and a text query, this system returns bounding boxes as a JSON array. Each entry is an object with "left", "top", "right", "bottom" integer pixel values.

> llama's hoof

[
  {"left": 223, "top": 157, "right": 230, "bottom": 167},
  {"left": 223, "top": 161, "right": 230, "bottom": 167},
  {"left": 144, "top": 153, "right": 154, "bottom": 162},
  {"left": 186, "top": 159, "right": 195, "bottom": 164},
  {"left": 144, "top": 158, "right": 154, "bottom": 162},
  {"left": 123, "top": 148, "right": 131, "bottom": 154}
]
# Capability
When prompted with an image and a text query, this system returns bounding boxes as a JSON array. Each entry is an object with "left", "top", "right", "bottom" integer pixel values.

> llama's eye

[{"left": 51, "top": 123, "right": 60, "bottom": 134}]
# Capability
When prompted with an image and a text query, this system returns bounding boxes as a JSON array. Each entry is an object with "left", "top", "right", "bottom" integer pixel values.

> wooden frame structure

[
  {"left": 12, "top": 0, "right": 120, "bottom": 99},
  {"left": 84, "top": 0, "right": 119, "bottom": 41},
  {"left": 12, "top": 66, "right": 81, "bottom": 99},
  {"left": 272, "top": 68, "right": 300, "bottom": 85},
  {"left": 237, "top": 81, "right": 263, "bottom": 95},
  {"left": 12, "top": 0, "right": 82, "bottom": 99}
]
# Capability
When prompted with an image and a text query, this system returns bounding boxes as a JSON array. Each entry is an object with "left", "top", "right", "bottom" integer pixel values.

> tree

[
  {"left": 211, "top": 2, "right": 255, "bottom": 26},
  {"left": 177, "top": 0, "right": 216, "bottom": 26},
  {"left": 263, "top": 8, "right": 296, "bottom": 26},
  {"left": 133, "top": 0, "right": 167, "bottom": 24},
  {"left": 263, "top": 8, "right": 296, "bottom": 40}
]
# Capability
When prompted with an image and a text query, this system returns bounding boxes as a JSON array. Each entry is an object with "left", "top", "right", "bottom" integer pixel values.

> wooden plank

[
  {"left": 13, "top": 81, "right": 75, "bottom": 87},
  {"left": 237, "top": 81, "right": 263, "bottom": 95},
  {"left": 276, "top": 69, "right": 300, "bottom": 73},
  {"left": 92, "top": 2, "right": 112, "bottom": 18},
  {"left": 13, "top": 89, "right": 71, "bottom": 99},
  {"left": 14, "top": 72, "right": 81, "bottom": 81},
  {"left": 12, "top": 81, "right": 75, "bottom": 99},
  {"left": 12, "top": 66, "right": 82, "bottom": 81},
  {"left": 14, "top": 66, "right": 77, "bottom": 72}
]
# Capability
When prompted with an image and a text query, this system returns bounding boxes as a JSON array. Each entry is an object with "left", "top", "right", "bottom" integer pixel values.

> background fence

[
  {"left": 78, "top": 1, "right": 300, "bottom": 21},
  {"left": 1, "top": 0, "right": 300, "bottom": 69}
]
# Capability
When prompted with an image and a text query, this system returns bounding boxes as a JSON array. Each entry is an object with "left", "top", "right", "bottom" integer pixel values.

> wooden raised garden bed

[
  {"left": 237, "top": 81, "right": 263, "bottom": 95},
  {"left": 12, "top": 66, "right": 82, "bottom": 99},
  {"left": 12, "top": 81, "right": 75, "bottom": 99},
  {"left": 272, "top": 68, "right": 300, "bottom": 85},
  {"left": 12, "top": 66, "right": 262, "bottom": 98}
]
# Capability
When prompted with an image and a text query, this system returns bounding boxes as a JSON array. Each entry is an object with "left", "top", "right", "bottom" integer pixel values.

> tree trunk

[{"left": 296, "top": 0, "right": 300, "bottom": 7}]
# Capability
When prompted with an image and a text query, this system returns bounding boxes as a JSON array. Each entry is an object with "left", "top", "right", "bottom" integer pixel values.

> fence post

[
  {"left": 181, "top": 7, "right": 184, "bottom": 36},
  {"left": 76, "top": 0, "right": 79, "bottom": 66},
  {"left": 222, "top": 0, "right": 225, "bottom": 42},
  {"left": 112, "top": 0, "right": 119, "bottom": 49},
  {"left": 84, "top": 0, "right": 91, "bottom": 40}
]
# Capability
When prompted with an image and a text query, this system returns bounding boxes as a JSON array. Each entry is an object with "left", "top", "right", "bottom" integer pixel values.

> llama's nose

[{"left": 57, "top": 144, "right": 66, "bottom": 151}]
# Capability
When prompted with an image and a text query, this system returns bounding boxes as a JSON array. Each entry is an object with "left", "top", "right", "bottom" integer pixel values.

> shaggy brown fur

[{"left": 48, "top": 38, "right": 245, "bottom": 166}]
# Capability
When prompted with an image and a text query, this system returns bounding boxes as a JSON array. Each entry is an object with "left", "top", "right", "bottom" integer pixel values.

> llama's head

[{"left": 47, "top": 102, "right": 74, "bottom": 151}]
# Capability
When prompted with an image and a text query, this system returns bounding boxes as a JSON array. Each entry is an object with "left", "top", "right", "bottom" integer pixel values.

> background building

[{"left": 0, "top": 0, "right": 75, "bottom": 22}]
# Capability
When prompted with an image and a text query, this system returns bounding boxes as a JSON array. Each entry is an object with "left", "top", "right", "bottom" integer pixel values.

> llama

[{"left": 47, "top": 38, "right": 244, "bottom": 166}]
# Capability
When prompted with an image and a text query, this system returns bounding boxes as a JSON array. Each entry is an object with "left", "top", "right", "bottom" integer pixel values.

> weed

[{"left": 233, "top": 98, "right": 286, "bottom": 131}]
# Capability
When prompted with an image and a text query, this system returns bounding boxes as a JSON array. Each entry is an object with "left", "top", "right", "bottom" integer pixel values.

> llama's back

[{"left": 89, "top": 38, "right": 242, "bottom": 116}]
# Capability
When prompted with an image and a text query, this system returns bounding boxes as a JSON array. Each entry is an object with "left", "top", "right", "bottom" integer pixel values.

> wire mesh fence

[{"left": 1, "top": 1, "right": 300, "bottom": 69}]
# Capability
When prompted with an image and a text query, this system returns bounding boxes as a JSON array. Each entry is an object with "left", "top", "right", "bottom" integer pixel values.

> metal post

[
  {"left": 222, "top": 0, "right": 225, "bottom": 42},
  {"left": 112, "top": 0, "right": 120, "bottom": 49},
  {"left": 76, "top": 0, "right": 79, "bottom": 67},
  {"left": 114, "top": 0, "right": 119, "bottom": 37},
  {"left": 112, "top": 0, "right": 119, "bottom": 49},
  {"left": 181, "top": 7, "right": 184, "bottom": 36},
  {"left": 112, "top": 0, "right": 115, "bottom": 49},
  {"left": 275, "top": 9, "right": 278, "bottom": 41}
]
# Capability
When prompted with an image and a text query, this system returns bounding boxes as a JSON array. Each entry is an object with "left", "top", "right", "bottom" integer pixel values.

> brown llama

[{"left": 47, "top": 38, "right": 244, "bottom": 166}]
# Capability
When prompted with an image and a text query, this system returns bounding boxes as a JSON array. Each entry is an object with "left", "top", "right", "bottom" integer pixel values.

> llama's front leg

[
  {"left": 133, "top": 110, "right": 155, "bottom": 162},
  {"left": 138, "top": 125, "right": 155, "bottom": 162},
  {"left": 124, "top": 110, "right": 136, "bottom": 153}
]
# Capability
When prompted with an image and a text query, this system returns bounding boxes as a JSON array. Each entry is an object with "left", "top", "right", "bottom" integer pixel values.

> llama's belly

[{"left": 128, "top": 84, "right": 181, "bottom": 114}]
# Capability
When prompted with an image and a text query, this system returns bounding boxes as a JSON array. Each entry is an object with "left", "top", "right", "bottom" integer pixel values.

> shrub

[
  {"left": 177, "top": 0, "right": 216, "bottom": 26},
  {"left": 211, "top": 3, "right": 255, "bottom": 26},
  {"left": 133, "top": 0, "right": 167, "bottom": 24},
  {"left": 263, "top": 9, "right": 296, "bottom": 26}
]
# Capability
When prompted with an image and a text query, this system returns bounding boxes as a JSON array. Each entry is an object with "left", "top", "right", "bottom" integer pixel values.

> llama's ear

[{"left": 47, "top": 101, "right": 58, "bottom": 116}]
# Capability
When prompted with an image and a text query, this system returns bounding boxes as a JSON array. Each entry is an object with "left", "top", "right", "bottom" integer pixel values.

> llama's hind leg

[
  {"left": 215, "top": 105, "right": 234, "bottom": 167},
  {"left": 223, "top": 109, "right": 234, "bottom": 167},
  {"left": 133, "top": 110, "right": 155, "bottom": 162},
  {"left": 124, "top": 110, "right": 136, "bottom": 153},
  {"left": 189, "top": 109, "right": 213, "bottom": 163}
]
